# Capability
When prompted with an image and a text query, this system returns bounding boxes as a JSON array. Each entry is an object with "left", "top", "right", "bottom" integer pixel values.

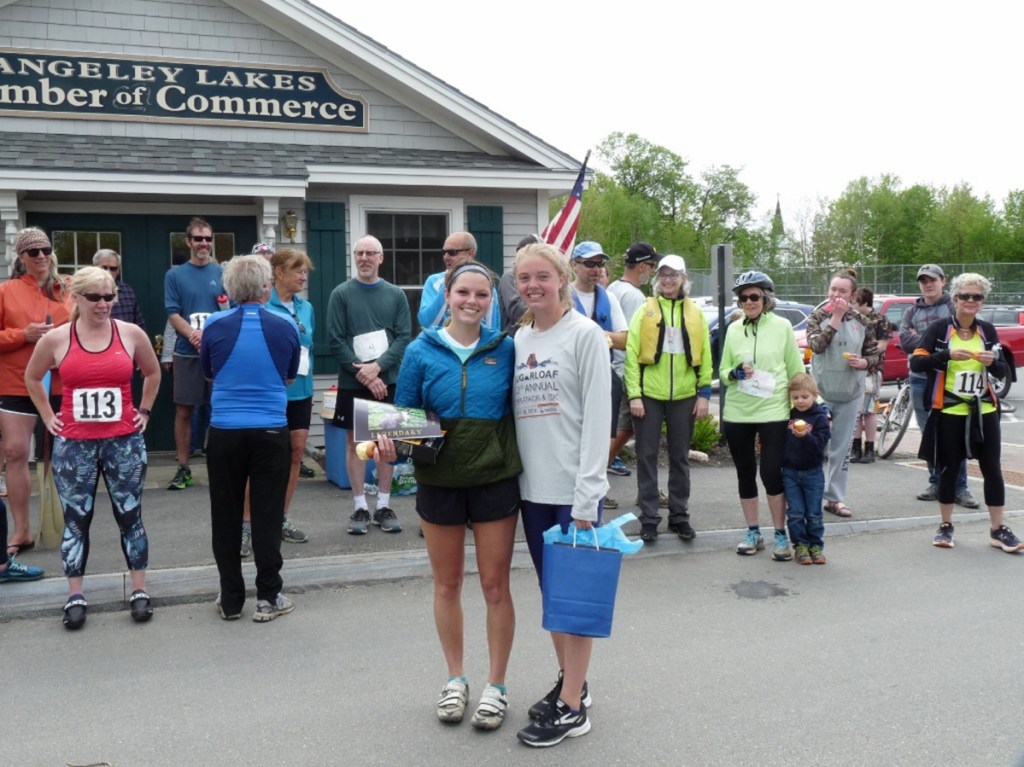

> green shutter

[
  {"left": 306, "top": 202, "right": 346, "bottom": 375},
  {"left": 468, "top": 205, "right": 503, "bottom": 273}
]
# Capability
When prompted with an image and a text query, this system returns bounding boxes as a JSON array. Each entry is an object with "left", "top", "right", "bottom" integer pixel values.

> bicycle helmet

[{"left": 733, "top": 270, "right": 775, "bottom": 294}]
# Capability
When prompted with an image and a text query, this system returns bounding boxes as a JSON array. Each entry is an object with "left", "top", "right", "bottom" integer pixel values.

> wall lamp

[{"left": 281, "top": 210, "right": 298, "bottom": 243}]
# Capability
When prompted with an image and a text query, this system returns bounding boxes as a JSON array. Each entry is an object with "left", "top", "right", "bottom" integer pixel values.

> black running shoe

[
  {"left": 167, "top": 465, "right": 193, "bottom": 490},
  {"left": 517, "top": 699, "right": 590, "bottom": 747},
  {"left": 933, "top": 522, "right": 954, "bottom": 549},
  {"left": 63, "top": 594, "right": 87, "bottom": 630},
  {"left": 528, "top": 673, "right": 592, "bottom": 722},
  {"left": 668, "top": 520, "right": 696, "bottom": 541},
  {"left": 130, "top": 589, "right": 153, "bottom": 622}
]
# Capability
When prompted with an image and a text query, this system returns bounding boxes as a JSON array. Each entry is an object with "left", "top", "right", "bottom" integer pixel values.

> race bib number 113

[{"left": 73, "top": 388, "right": 122, "bottom": 422}]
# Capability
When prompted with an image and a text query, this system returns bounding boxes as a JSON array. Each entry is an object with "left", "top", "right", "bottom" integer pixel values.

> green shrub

[{"left": 690, "top": 414, "right": 720, "bottom": 453}]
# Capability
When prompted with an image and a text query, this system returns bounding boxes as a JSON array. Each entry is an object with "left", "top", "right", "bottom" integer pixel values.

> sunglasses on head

[
  {"left": 738, "top": 293, "right": 763, "bottom": 303},
  {"left": 956, "top": 293, "right": 984, "bottom": 302},
  {"left": 81, "top": 293, "right": 116, "bottom": 303},
  {"left": 190, "top": 235, "right": 213, "bottom": 243},
  {"left": 22, "top": 247, "right": 53, "bottom": 258}
]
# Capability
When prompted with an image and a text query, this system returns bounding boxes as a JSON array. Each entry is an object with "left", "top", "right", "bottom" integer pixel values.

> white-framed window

[
  {"left": 51, "top": 231, "right": 122, "bottom": 274},
  {"left": 350, "top": 195, "right": 464, "bottom": 285},
  {"left": 350, "top": 195, "right": 465, "bottom": 326}
]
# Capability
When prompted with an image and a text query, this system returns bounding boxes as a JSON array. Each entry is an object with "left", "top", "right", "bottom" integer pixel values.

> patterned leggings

[{"left": 52, "top": 432, "right": 149, "bottom": 578}]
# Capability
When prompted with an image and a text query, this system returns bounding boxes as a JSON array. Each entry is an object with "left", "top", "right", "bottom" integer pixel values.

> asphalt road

[{"left": 5, "top": 522, "right": 1023, "bottom": 767}]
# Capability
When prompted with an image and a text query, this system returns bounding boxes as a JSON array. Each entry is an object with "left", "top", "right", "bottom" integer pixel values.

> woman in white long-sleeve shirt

[{"left": 512, "top": 242, "right": 610, "bottom": 748}]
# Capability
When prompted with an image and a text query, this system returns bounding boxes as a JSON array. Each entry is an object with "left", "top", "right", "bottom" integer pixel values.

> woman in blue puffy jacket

[{"left": 386, "top": 258, "right": 522, "bottom": 731}]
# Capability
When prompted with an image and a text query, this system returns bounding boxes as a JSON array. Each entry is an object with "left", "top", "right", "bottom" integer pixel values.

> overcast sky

[{"left": 316, "top": 0, "right": 1022, "bottom": 222}]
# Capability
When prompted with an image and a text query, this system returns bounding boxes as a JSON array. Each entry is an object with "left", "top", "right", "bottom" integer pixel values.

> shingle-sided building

[{"left": 0, "top": 0, "right": 581, "bottom": 450}]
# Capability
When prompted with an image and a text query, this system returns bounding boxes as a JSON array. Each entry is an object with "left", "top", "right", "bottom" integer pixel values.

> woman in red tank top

[{"left": 26, "top": 266, "right": 161, "bottom": 631}]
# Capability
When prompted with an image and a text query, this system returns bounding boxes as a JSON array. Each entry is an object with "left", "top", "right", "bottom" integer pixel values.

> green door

[{"left": 27, "top": 213, "right": 258, "bottom": 452}]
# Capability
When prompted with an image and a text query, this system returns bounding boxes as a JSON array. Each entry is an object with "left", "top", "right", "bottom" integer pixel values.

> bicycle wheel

[{"left": 877, "top": 383, "right": 912, "bottom": 459}]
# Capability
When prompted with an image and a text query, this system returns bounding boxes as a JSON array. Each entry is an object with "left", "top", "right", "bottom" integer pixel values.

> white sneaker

[
  {"left": 252, "top": 593, "right": 294, "bottom": 622},
  {"left": 436, "top": 678, "right": 469, "bottom": 723},
  {"left": 470, "top": 684, "right": 508, "bottom": 730}
]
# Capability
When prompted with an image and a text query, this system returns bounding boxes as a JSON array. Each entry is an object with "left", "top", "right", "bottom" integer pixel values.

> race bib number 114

[{"left": 953, "top": 371, "right": 985, "bottom": 398}]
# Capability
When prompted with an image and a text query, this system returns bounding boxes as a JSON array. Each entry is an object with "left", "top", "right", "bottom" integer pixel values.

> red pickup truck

[{"left": 796, "top": 296, "right": 1023, "bottom": 397}]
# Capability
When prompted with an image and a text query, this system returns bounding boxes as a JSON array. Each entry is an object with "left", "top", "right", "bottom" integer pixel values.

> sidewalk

[{"left": 4, "top": 417, "right": 1023, "bottom": 619}]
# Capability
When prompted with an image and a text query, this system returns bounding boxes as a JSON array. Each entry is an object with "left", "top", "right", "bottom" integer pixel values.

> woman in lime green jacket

[
  {"left": 624, "top": 255, "right": 711, "bottom": 543},
  {"left": 720, "top": 271, "right": 805, "bottom": 560}
]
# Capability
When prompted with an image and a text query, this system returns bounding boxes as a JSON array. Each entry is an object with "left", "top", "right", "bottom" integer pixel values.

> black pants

[
  {"left": 722, "top": 420, "right": 788, "bottom": 498},
  {"left": 934, "top": 410, "right": 1004, "bottom": 507},
  {"left": 207, "top": 426, "right": 290, "bottom": 613}
]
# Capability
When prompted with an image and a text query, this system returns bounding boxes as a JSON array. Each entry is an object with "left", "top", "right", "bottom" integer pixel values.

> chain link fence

[{"left": 689, "top": 263, "right": 1024, "bottom": 307}]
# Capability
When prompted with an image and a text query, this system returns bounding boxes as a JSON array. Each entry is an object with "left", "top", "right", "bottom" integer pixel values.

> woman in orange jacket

[{"left": 0, "top": 227, "right": 72, "bottom": 556}]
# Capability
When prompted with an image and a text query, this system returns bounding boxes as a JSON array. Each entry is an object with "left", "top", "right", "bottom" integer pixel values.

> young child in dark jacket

[{"left": 782, "top": 373, "right": 832, "bottom": 565}]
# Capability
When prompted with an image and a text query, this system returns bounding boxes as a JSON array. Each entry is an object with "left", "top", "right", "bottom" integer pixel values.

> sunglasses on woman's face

[
  {"left": 81, "top": 293, "right": 117, "bottom": 303},
  {"left": 22, "top": 247, "right": 53, "bottom": 258},
  {"left": 956, "top": 293, "right": 985, "bottom": 302},
  {"left": 738, "top": 293, "right": 762, "bottom": 303}
]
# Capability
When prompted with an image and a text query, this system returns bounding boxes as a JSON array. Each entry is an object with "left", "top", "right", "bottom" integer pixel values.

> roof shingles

[{"left": 0, "top": 132, "right": 543, "bottom": 178}]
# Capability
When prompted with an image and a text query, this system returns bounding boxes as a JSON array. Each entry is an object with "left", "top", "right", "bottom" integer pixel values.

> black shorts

[
  {"left": 173, "top": 355, "right": 212, "bottom": 406},
  {"left": 0, "top": 394, "right": 61, "bottom": 417},
  {"left": 416, "top": 476, "right": 521, "bottom": 526},
  {"left": 286, "top": 397, "right": 313, "bottom": 431},
  {"left": 332, "top": 386, "right": 396, "bottom": 430}
]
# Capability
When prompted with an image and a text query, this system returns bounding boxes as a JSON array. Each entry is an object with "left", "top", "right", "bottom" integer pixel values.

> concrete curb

[{"left": 4, "top": 509, "right": 1020, "bottom": 621}]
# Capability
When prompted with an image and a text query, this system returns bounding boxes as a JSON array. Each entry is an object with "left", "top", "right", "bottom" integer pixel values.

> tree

[
  {"left": 595, "top": 132, "right": 696, "bottom": 219},
  {"left": 575, "top": 172, "right": 665, "bottom": 262},
  {"left": 690, "top": 165, "right": 758, "bottom": 266},
  {"left": 917, "top": 184, "right": 1001, "bottom": 264}
]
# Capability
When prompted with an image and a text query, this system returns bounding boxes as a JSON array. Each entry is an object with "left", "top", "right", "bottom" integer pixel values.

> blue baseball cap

[{"left": 571, "top": 241, "right": 608, "bottom": 262}]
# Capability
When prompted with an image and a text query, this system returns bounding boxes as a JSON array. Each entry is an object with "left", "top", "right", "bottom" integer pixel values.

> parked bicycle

[{"left": 876, "top": 378, "right": 912, "bottom": 459}]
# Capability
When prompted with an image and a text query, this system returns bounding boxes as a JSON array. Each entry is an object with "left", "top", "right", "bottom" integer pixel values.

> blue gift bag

[{"left": 541, "top": 535, "right": 623, "bottom": 638}]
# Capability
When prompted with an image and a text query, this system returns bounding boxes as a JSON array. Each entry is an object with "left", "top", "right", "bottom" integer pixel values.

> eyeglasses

[
  {"left": 658, "top": 271, "right": 683, "bottom": 280},
  {"left": 21, "top": 247, "right": 53, "bottom": 257},
  {"left": 956, "top": 293, "right": 985, "bottom": 302},
  {"left": 99, "top": 265, "right": 120, "bottom": 273},
  {"left": 738, "top": 293, "right": 763, "bottom": 303},
  {"left": 442, "top": 248, "right": 471, "bottom": 257},
  {"left": 575, "top": 260, "right": 605, "bottom": 269},
  {"left": 190, "top": 235, "right": 213, "bottom": 243},
  {"left": 81, "top": 293, "right": 117, "bottom": 303},
  {"left": 353, "top": 249, "right": 382, "bottom": 257}
]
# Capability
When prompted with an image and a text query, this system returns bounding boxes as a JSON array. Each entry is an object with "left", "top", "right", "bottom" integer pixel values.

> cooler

[{"left": 323, "top": 421, "right": 376, "bottom": 490}]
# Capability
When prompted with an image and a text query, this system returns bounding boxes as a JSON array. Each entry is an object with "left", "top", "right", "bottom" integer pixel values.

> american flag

[{"left": 542, "top": 151, "right": 590, "bottom": 256}]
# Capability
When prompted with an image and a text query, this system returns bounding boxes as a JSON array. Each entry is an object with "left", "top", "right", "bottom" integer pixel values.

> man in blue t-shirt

[
  {"left": 417, "top": 231, "right": 500, "bottom": 330},
  {"left": 164, "top": 217, "right": 225, "bottom": 491}
]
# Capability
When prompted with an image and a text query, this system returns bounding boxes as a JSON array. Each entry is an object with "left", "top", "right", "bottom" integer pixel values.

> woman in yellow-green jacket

[{"left": 624, "top": 255, "right": 711, "bottom": 543}]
